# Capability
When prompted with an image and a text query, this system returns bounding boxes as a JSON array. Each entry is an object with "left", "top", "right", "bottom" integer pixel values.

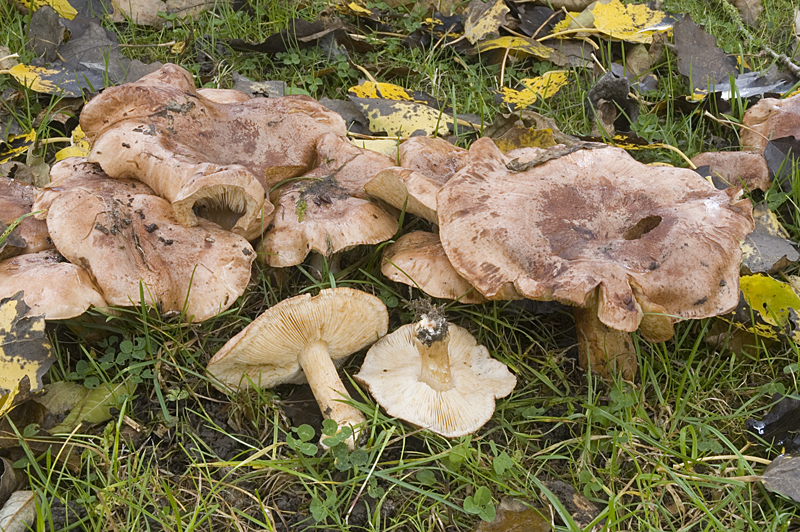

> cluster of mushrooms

[{"left": 0, "top": 63, "right": 761, "bottom": 447}]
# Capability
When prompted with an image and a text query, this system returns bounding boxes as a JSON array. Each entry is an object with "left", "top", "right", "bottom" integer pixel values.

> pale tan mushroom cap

[
  {"left": 365, "top": 167, "right": 441, "bottom": 224},
  {"left": 382, "top": 231, "right": 487, "bottom": 303},
  {"left": 0, "top": 250, "right": 107, "bottom": 320},
  {"left": 42, "top": 162, "right": 254, "bottom": 322},
  {"left": 0, "top": 178, "right": 53, "bottom": 256},
  {"left": 438, "top": 138, "right": 754, "bottom": 333},
  {"left": 740, "top": 93, "right": 800, "bottom": 152},
  {"left": 207, "top": 287, "right": 389, "bottom": 390},
  {"left": 398, "top": 136, "right": 469, "bottom": 182},
  {"left": 691, "top": 151, "right": 771, "bottom": 191},
  {"left": 355, "top": 323, "right": 516, "bottom": 438},
  {"left": 260, "top": 179, "right": 397, "bottom": 267}
]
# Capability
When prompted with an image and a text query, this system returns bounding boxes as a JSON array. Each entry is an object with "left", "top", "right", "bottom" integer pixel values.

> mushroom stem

[
  {"left": 414, "top": 316, "right": 454, "bottom": 392},
  {"left": 297, "top": 339, "right": 366, "bottom": 450},
  {"left": 574, "top": 292, "right": 637, "bottom": 380}
]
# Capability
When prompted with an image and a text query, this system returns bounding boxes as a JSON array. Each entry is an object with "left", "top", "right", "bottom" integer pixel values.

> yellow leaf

[
  {"left": 21, "top": 0, "right": 77, "bottom": 19},
  {"left": 464, "top": 0, "right": 510, "bottom": 44},
  {"left": 550, "top": 12, "right": 581, "bottom": 34},
  {"left": 496, "top": 71, "right": 569, "bottom": 110},
  {"left": 350, "top": 138, "right": 400, "bottom": 161},
  {"left": 589, "top": 0, "right": 676, "bottom": 44},
  {"left": 350, "top": 97, "right": 451, "bottom": 137},
  {"left": 345, "top": 1, "right": 373, "bottom": 15},
  {"left": 55, "top": 125, "right": 90, "bottom": 161},
  {"left": 3, "top": 64, "right": 85, "bottom": 97},
  {"left": 0, "top": 292, "right": 54, "bottom": 395},
  {"left": 0, "top": 130, "right": 35, "bottom": 164},
  {"left": 349, "top": 81, "right": 415, "bottom": 102},
  {"left": 478, "top": 36, "right": 558, "bottom": 61}
]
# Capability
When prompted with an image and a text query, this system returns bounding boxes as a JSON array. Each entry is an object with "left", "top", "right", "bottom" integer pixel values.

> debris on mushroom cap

[
  {"left": 0, "top": 177, "right": 53, "bottom": 258},
  {"left": 437, "top": 137, "right": 754, "bottom": 334},
  {"left": 691, "top": 151, "right": 771, "bottom": 191},
  {"left": 259, "top": 175, "right": 397, "bottom": 268},
  {"left": 40, "top": 159, "right": 255, "bottom": 323},
  {"left": 80, "top": 63, "right": 347, "bottom": 193},
  {"left": 382, "top": 231, "right": 488, "bottom": 304},
  {"left": 0, "top": 249, "right": 107, "bottom": 320},
  {"left": 740, "top": 93, "right": 800, "bottom": 153},
  {"left": 207, "top": 287, "right": 389, "bottom": 450},
  {"left": 88, "top": 122, "right": 269, "bottom": 240},
  {"left": 355, "top": 321, "right": 516, "bottom": 438}
]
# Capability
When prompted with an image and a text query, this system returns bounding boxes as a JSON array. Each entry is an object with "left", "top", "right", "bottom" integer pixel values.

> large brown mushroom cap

[
  {"left": 437, "top": 138, "right": 754, "bottom": 334},
  {"left": 40, "top": 159, "right": 254, "bottom": 322},
  {"left": 740, "top": 93, "right": 800, "bottom": 153},
  {"left": 81, "top": 63, "right": 347, "bottom": 192},
  {"left": 398, "top": 136, "right": 469, "bottom": 182},
  {"left": 382, "top": 231, "right": 487, "bottom": 303},
  {"left": 207, "top": 287, "right": 389, "bottom": 449},
  {"left": 0, "top": 250, "right": 107, "bottom": 320},
  {"left": 355, "top": 321, "right": 516, "bottom": 438}
]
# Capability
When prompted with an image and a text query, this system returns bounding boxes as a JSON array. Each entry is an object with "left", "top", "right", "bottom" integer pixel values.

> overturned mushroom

[
  {"left": 355, "top": 312, "right": 516, "bottom": 438},
  {"left": 437, "top": 138, "right": 754, "bottom": 378},
  {"left": 36, "top": 159, "right": 255, "bottom": 322},
  {"left": 207, "top": 288, "right": 388, "bottom": 450},
  {"left": 382, "top": 231, "right": 487, "bottom": 303}
]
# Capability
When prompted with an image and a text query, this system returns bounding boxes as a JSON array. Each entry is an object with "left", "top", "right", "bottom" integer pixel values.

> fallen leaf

[
  {"left": 0, "top": 490, "right": 36, "bottom": 532},
  {"left": 473, "top": 498, "right": 550, "bottom": 532},
  {"left": 477, "top": 36, "right": 562, "bottom": 63},
  {"left": 349, "top": 97, "right": 451, "bottom": 137},
  {"left": 493, "top": 127, "right": 558, "bottom": 152},
  {"left": 540, "top": 480, "right": 600, "bottom": 529},
  {"left": 348, "top": 81, "right": 439, "bottom": 107},
  {"left": 496, "top": 71, "right": 570, "bottom": 111},
  {"left": 690, "top": 71, "right": 791, "bottom": 102},
  {"left": 54, "top": 126, "right": 90, "bottom": 162},
  {"left": 48, "top": 379, "right": 137, "bottom": 434},
  {"left": 350, "top": 138, "right": 399, "bottom": 161},
  {"left": 19, "top": 0, "right": 77, "bottom": 19},
  {"left": 724, "top": 274, "right": 800, "bottom": 342},
  {"left": 741, "top": 202, "right": 799, "bottom": 274},
  {"left": 463, "top": 0, "right": 509, "bottom": 44},
  {"left": 0, "top": 131, "right": 35, "bottom": 165},
  {"left": 764, "top": 136, "right": 800, "bottom": 188},
  {"left": 585, "top": 71, "right": 639, "bottom": 135},
  {"left": 762, "top": 454, "right": 800, "bottom": 502},
  {"left": 109, "top": 0, "right": 220, "bottom": 27},
  {"left": 34, "top": 381, "right": 89, "bottom": 416},
  {"left": 540, "top": 0, "right": 592, "bottom": 9},
  {"left": 0, "top": 292, "right": 54, "bottom": 395},
  {"left": 746, "top": 394, "right": 800, "bottom": 452},
  {"left": 28, "top": 6, "right": 66, "bottom": 62},
  {"left": 673, "top": 16, "right": 738, "bottom": 94},
  {"left": 588, "top": 0, "right": 677, "bottom": 44},
  {"left": 733, "top": 0, "right": 762, "bottom": 26},
  {"left": 0, "top": 457, "right": 25, "bottom": 509}
]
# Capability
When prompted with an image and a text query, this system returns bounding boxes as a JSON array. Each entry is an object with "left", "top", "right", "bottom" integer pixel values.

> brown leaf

[
  {"left": 733, "top": 0, "right": 762, "bottom": 26},
  {"left": 473, "top": 498, "right": 550, "bottom": 532}
]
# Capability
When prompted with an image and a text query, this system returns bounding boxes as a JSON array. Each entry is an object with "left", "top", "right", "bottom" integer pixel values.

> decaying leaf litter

[{"left": 1, "top": 0, "right": 800, "bottom": 530}]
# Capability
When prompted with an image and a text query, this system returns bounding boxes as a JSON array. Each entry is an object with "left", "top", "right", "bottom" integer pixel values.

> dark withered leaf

[
  {"left": 746, "top": 394, "right": 800, "bottom": 453},
  {"left": 673, "top": 16, "right": 738, "bottom": 93},
  {"left": 741, "top": 202, "right": 800, "bottom": 274},
  {"left": 762, "top": 454, "right": 800, "bottom": 502},
  {"left": 764, "top": 136, "right": 800, "bottom": 189},
  {"left": 230, "top": 18, "right": 325, "bottom": 53}
]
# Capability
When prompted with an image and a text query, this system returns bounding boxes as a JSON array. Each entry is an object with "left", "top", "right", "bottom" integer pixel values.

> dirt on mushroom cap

[{"left": 437, "top": 138, "right": 754, "bottom": 333}]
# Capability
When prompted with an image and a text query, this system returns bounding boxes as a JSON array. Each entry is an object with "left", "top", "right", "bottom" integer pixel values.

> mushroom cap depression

[
  {"left": 355, "top": 322, "right": 516, "bottom": 438},
  {"left": 207, "top": 287, "right": 388, "bottom": 389},
  {"left": 437, "top": 138, "right": 754, "bottom": 333},
  {"left": 38, "top": 159, "right": 255, "bottom": 322}
]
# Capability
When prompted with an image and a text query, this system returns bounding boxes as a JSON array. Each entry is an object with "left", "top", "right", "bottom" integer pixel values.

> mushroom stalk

[
  {"left": 297, "top": 339, "right": 366, "bottom": 449},
  {"left": 414, "top": 316, "right": 454, "bottom": 392},
  {"left": 574, "top": 291, "right": 637, "bottom": 380}
]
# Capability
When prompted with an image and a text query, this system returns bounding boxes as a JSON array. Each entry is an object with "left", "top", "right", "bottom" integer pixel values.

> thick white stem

[
  {"left": 298, "top": 339, "right": 365, "bottom": 450},
  {"left": 415, "top": 332, "right": 454, "bottom": 392}
]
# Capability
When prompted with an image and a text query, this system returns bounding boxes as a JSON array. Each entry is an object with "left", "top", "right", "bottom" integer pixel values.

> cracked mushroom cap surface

[
  {"left": 0, "top": 250, "right": 107, "bottom": 320},
  {"left": 40, "top": 159, "right": 255, "bottom": 322},
  {"left": 382, "top": 231, "right": 487, "bottom": 303},
  {"left": 206, "top": 287, "right": 389, "bottom": 389},
  {"left": 80, "top": 63, "right": 347, "bottom": 192},
  {"left": 355, "top": 322, "right": 516, "bottom": 438},
  {"left": 437, "top": 138, "right": 754, "bottom": 333}
]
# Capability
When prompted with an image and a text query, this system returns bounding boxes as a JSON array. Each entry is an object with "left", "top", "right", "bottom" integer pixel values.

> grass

[{"left": 2, "top": 0, "right": 800, "bottom": 530}]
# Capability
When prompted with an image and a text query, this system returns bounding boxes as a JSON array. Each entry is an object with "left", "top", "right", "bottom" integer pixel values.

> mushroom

[
  {"left": 36, "top": 159, "right": 255, "bottom": 322},
  {"left": 740, "top": 92, "right": 800, "bottom": 153},
  {"left": 365, "top": 137, "right": 469, "bottom": 224},
  {"left": 259, "top": 133, "right": 398, "bottom": 269},
  {"left": 382, "top": 231, "right": 487, "bottom": 303},
  {"left": 0, "top": 177, "right": 53, "bottom": 258},
  {"left": 355, "top": 312, "right": 516, "bottom": 438},
  {"left": 0, "top": 250, "right": 107, "bottom": 319},
  {"left": 437, "top": 138, "right": 754, "bottom": 378},
  {"left": 207, "top": 287, "right": 389, "bottom": 450},
  {"left": 80, "top": 63, "right": 349, "bottom": 239},
  {"left": 691, "top": 151, "right": 771, "bottom": 191}
]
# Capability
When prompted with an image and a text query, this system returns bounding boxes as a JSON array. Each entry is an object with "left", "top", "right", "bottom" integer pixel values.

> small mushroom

[
  {"left": 207, "top": 288, "right": 389, "bottom": 450},
  {"left": 437, "top": 138, "right": 754, "bottom": 378},
  {"left": 740, "top": 93, "right": 800, "bottom": 153},
  {"left": 382, "top": 231, "right": 487, "bottom": 303},
  {"left": 691, "top": 151, "right": 771, "bottom": 191},
  {"left": 355, "top": 313, "right": 516, "bottom": 438},
  {"left": 0, "top": 177, "right": 53, "bottom": 258}
]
